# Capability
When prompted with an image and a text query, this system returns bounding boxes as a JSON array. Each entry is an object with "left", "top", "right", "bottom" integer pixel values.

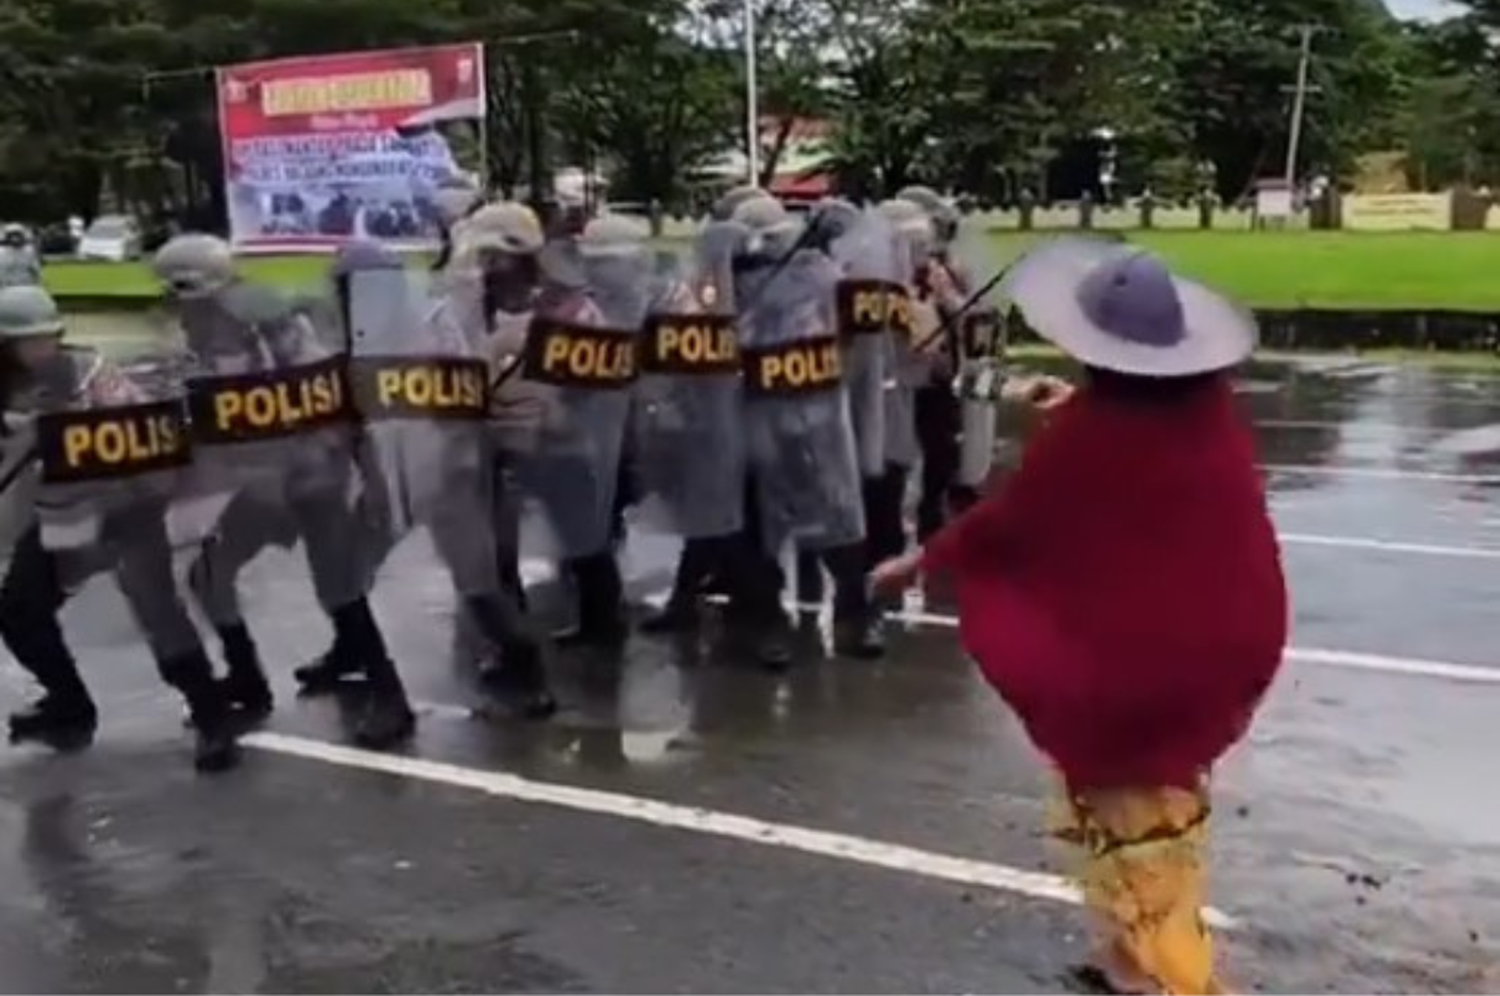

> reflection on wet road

[{"left": 1, "top": 358, "right": 1499, "bottom": 993}]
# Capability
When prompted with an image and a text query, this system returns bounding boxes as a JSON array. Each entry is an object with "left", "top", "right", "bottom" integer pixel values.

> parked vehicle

[{"left": 76, "top": 215, "right": 143, "bottom": 261}]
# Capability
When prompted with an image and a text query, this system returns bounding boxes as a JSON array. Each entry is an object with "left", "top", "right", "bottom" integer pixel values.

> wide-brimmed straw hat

[{"left": 1002, "top": 237, "right": 1256, "bottom": 377}]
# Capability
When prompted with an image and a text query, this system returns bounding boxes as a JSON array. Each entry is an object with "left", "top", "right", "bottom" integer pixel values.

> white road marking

[
  {"left": 761, "top": 600, "right": 1500, "bottom": 685},
  {"left": 241, "top": 730, "right": 1237, "bottom": 929},
  {"left": 1277, "top": 533, "right": 1500, "bottom": 559},
  {"left": 989, "top": 454, "right": 1499, "bottom": 485},
  {"left": 1261, "top": 464, "right": 1499, "bottom": 484}
]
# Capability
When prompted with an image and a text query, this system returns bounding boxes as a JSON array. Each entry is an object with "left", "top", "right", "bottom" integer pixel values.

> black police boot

[
  {"left": 752, "top": 620, "right": 795, "bottom": 672},
  {"left": 827, "top": 546, "right": 885, "bottom": 661},
  {"left": 4, "top": 623, "right": 99, "bottom": 749},
  {"left": 216, "top": 624, "right": 273, "bottom": 720},
  {"left": 832, "top": 613, "right": 886, "bottom": 660},
  {"left": 292, "top": 601, "right": 373, "bottom": 696},
  {"left": 478, "top": 643, "right": 559, "bottom": 720},
  {"left": 553, "top": 553, "right": 628, "bottom": 650},
  {"left": 466, "top": 595, "right": 558, "bottom": 720},
  {"left": 159, "top": 649, "right": 241, "bottom": 773},
  {"left": 355, "top": 667, "right": 417, "bottom": 750},
  {"left": 8, "top": 692, "right": 98, "bottom": 748},
  {"left": 336, "top": 600, "right": 414, "bottom": 750},
  {"left": 640, "top": 542, "right": 711, "bottom": 634}
]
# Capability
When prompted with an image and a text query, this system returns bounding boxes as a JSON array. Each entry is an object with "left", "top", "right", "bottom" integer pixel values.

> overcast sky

[{"left": 1386, "top": 0, "right": 1462, "bottom": 19}]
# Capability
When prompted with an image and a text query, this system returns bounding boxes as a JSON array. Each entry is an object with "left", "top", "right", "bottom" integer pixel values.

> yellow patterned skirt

[{"left": 1047, "top": 780, "right": 1225, "bottom": 995}]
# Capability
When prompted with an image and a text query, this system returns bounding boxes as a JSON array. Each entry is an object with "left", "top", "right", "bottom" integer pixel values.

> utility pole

[
  {"left": 744, "top": 0, "right": 760, "bottom": 186},
  {"left": 1282, "top": 24, "right": 1321, "bottom": 189}
]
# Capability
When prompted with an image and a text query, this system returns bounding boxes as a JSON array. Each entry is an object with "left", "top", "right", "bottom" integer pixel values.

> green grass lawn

[{"left": 41, "top": 230, "right": 1500, "bottom": 311}]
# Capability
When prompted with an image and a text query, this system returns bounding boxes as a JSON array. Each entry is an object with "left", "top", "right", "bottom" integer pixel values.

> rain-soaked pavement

[{"left": 2, "top": 354, "right": 1499, "bottom": 994}]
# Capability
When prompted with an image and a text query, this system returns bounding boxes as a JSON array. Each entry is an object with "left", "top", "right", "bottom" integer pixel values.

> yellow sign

[
  {"left": 188, "top": 356, "right": 349, "bottom": 444},
  {"left": 837, "top": 279, "right": 915, "bottom": 338},
  {"left": 642, "top": 314, "right": 738, "bottom": 374},
  {"left": 523, "top": 320, "right": 637, "bottom": 388},
  {"left": 261, "top": 70, "right": 433, "bottom": 117},
  {"left": 37, "top": 400, "right": 190, "bottom": 484},
  {"left": 744, "top": 335, "right": 842, "bottom": 396},
  {"left": 1341, "top": 193, "right": 1452, "bottom": 231},
  {"left": 350, "top": 356, "right": 487, "bottom": 419}
]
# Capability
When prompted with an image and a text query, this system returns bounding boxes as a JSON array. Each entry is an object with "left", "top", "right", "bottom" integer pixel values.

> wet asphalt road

[{"left": 2, "top": 358, "right": 1499, "bottom": 994}]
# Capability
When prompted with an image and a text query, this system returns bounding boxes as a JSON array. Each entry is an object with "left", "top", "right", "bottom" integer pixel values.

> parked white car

[{"left": 76, "top": 215, "right": 142, "bottom": 261}]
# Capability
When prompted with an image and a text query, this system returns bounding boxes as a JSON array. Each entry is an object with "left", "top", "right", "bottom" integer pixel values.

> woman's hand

[
  {"left": 1003, "top": 374, "right": 1074, "bottom": 411},
  {"left": 869, "top": 550, "right": 922, "bottom": 596}
]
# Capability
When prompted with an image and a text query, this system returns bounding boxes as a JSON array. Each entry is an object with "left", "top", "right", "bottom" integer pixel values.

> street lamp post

[{"left": 744, "top": 0, "right": 759, "bottom": 186}]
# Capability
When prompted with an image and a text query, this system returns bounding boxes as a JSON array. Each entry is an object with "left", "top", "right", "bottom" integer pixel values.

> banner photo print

[{"left": 216, "top": 43, "right": 485, "bottom": 252}]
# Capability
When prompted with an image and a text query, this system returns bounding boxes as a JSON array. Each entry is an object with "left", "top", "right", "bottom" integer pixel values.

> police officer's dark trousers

[
  {"left": 3, "top": 505, "right": 238, "bottom": 770},
  {"left": 720, "top": 472, "right": 794, "bottom": 668},
  {"left": 554, "top": 451, "right": 629, "bottom": 649},
  {"left": 914, "top": 379, "right": 976, "bottom": 539}
]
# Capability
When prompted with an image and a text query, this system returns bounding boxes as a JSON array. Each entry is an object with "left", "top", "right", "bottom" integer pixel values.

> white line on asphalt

[
  {"left": 1261, "top": 463, "right": 1499, "bottom": 484},
  {"left": 241, "top": 730, "right": 1237, "bottom": 929},
  {"left": 762, "top": 600, "right": 1500, "bottom": 685},
  {"left": 1277, "top": 533, "right": 1500, "bottom": 559}
]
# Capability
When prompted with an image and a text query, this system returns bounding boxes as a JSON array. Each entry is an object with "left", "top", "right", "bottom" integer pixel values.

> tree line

[{"left": 1, "top": 0, "right": 1498, "bottom": 227}]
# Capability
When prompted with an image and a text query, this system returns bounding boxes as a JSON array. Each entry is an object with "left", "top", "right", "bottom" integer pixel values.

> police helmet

[
  {"left": 578, "top": 214, "right": 650, "bottom": 257},
  {"left": 152, "top": 233, "right": 236, "bottom": 298},
  {"left": 877, "top": 198, "right": 936, "bottom": 239},
  {"left": 0, "top": 284, "right": 65, "bottom": 339},
  {"left": 1, "top": 223, "right": 29, "bottom": 245},
  {"left": 711, "top": 184, "right": 772, "bottom": 221},
  {"left": 894, "top": 185, "right": 960, "bottom": 240},
  {"left": 807, "top": 197, "right": 862, "bottom": 251},
  {"left": 460, "top": 201, "right": 546, "bottom": 256}
]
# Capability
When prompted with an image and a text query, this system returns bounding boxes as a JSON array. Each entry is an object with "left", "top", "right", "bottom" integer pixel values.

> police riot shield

[
  {"left": 630, "top": 224, "right": 745, "bottom": 539},
  {"left": 739, "top": 248, "right": 865, "bottom": 554},
  {"left": 939, "top": 229, "right": 1005, "bottom": 490},
  {"left": 830, "top": 208, "right": 896, "bottom": 480},
  {"left": 513, "top": 250, "right": 641, "bottom": 560},
  {"left": 167, "top": 279, "right": 369, "bottom": 622},
  {"left": 881, "top": 224, "right": 924, "bottom": 470},
  {"left": 344, "top": 266, "right": 499, "bottom": 600},
  {"left": 29, "top": 346, "right": 210, "bottom": 659}
]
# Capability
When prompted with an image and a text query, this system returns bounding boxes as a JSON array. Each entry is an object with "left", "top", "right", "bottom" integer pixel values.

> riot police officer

[
  {"left": 727, "top": 195, "right": 876, "bottom": 664},
  {"left": 151, "top": 233, "right": 411, "bottom": 747},
  {"left": 0, "top": 284, "right": 240, "bottom": 771},
  {"left": 0, "top": 224, "right": 42, "bottom": 287},
  {"left": 894, "top": 185, "right": 982, "bottom": 537}
]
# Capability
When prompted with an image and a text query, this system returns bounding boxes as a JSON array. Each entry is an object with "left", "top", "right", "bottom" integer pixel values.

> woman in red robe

[{"left": 873, "top": 238, "right": 1288, "bottom": 995}]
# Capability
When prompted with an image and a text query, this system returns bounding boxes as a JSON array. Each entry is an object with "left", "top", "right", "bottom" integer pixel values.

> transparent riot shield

[
  {"left": 830, "top": 208, "right": 899, "bottom": 478},
  {"left": 345, "top": 265, "right": 499, "bottom": 600},
  {"left": 738, "top": 248, "right": 865, "bottom": 554},
  {"left": 882, "top": 225, "right": 925, "bottom": 470},
  {"left": 630, "top": 228, "right": 745, "bottom": 539},
  {"left": 512, "top": 258, "right": 640, "bottom": 560},
  {"left": 943, "top": 229, "right": 1007, "bottom": 490},
  {"left": 29, "top": 346, "right": 209, "bottom": 660}
]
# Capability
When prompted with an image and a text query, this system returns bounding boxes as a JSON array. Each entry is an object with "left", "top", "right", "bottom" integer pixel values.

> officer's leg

[
  {"left": 640, "top": 537, "right": 718, "bottom": 633},
  {"left": 914, "top": 383, "right": 959, "bottom": 541},
  {"left": 108, "top": 504, "right": 239, "bottom": 771},
  {"left": 794, "top": 546, "right": 825, "bottom": 609},
  {"left": 820, "top": 540, "right": 885, "bottom": 660},
  {"left": 864, "top": 462, "right": 911, "bottom": 569},
  {"left": 553, "top": 453, "right": 629, "bottom": 649},
  {"left": 436, "top": 465, "right": 556, "bottom": 718},
  {"left": 186, "top": 489, "right": 282, "bottom": 712},
  {"left": 2, "top": 526, "right": 98, "bottom": 745},
  {"left": 724, "top": 473, "right": 793, "bottom": 670}
]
